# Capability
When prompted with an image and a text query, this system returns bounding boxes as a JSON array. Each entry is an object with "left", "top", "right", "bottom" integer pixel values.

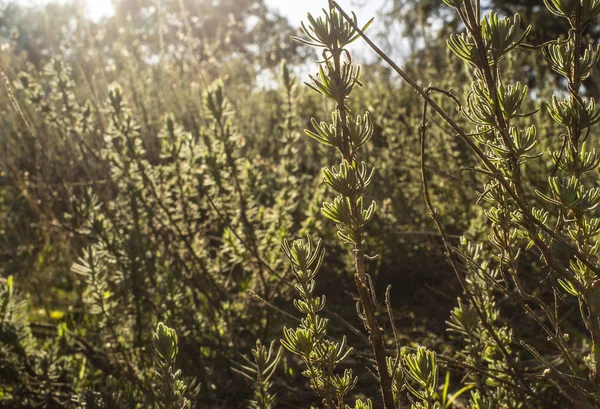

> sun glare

[
  {"left": 29, "top": 0, "right": 115, "bottom": 21},
  {"left": 84, "top": 0, "right": 114, "bottom": 21},
  {"left": 29, "top": 0, "right": 377, "bottom": 26}
]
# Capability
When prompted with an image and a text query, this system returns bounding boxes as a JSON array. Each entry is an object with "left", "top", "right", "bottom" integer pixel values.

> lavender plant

[
  {"left": 8, "top": 0, "right": 600, "bottom": 407},
  {"left": 233, "top": 340, "right": 282, "bottom": 409},
  {"left": 290, "top": 5, "right": 397, "bottom": 407},
  {"left": 328, "top": 0, "right": 600, "bottom": 406},
  {"left": 444, "top": 0, "right": 600, "bottom": 405},
  {"left": 152, "top": 322, "right": 197, "bottom": 409},
  {"left": 280, "top": 236, "right": 361, "bottom": 409}
]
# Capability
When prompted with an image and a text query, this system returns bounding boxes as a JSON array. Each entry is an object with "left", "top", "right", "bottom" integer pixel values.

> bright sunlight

[
  {"left": 28, "top": 0, "right": 381, "bottom": 26},
  {"left": 6, "top": 0, "right": 591, "bottom": 408}
]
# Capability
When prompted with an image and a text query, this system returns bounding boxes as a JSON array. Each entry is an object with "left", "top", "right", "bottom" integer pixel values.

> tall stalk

[
  {"left": 331, "top": 0, "right": 600, "bottom": 404},
  {"left": 293, "top": 4, "right": 395, "bottom": 408}
]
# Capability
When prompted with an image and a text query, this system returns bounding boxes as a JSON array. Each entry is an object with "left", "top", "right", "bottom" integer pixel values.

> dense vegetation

[{"left": 2, "top": 0, "right": 600, "bottom": 407}]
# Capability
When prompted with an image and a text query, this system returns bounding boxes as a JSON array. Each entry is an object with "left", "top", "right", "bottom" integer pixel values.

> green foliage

[
  {"left": 419, "top": 0, "right": 600, "bottom": 406},
  {"left": 280, "top": 236, "right": 356, "bottom": 409},
  {"left": 153, "top": 323, "right": 196, "bottom": 409},
  {"left": 5, "top": 0, "right": 600, "bottom": 408},
  {"left": 233, "top": 340, "right": 282, "bottom": 409},
  {"left": 0, "top": 276, "right": 83, "bottom": 406}
]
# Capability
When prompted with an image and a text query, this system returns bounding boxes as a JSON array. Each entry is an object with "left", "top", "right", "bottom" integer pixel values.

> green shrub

[{"left": 3, "top": 0, "right": 600, "bottom": 408}]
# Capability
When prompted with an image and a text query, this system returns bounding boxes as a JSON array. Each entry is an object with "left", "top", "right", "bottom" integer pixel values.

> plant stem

[{"left": 326, "top": 2, "right": 395, "bottom": 405}]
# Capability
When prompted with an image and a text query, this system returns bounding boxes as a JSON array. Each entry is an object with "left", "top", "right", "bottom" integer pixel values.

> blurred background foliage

[{"left": 0, "top": 0, "right": 597, "bottom": 407}]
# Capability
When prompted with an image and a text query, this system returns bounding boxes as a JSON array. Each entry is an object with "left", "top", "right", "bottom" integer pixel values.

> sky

[
  {"left": 25, "top": 0, "right": 383, "bottom": 28},
  {"left": 24, "top": 0, "right": 388, "bottom": 83},
  {"left": 23, "top": 0, "right": 113, "bottom": 20},
  {"left": 266, "top": 0, "right": 383, "bottom": 28}
]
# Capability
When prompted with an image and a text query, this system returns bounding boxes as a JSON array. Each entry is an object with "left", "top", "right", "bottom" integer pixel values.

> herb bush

[{"left": 1, "top": 0, "right": 600, "bottom": 408}]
